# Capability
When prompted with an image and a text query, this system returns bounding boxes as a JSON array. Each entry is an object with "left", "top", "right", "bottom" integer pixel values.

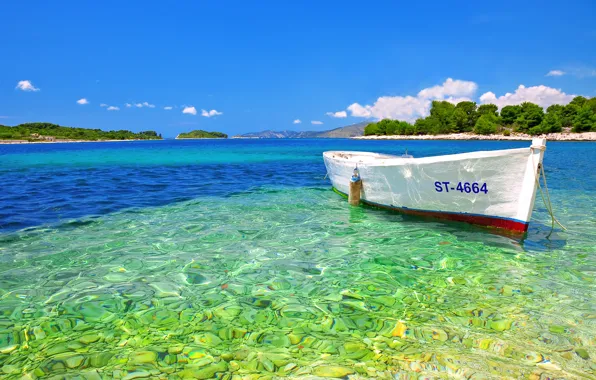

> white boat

[{"left": 323, "top": 138, "right": 547, "bottom": 232}]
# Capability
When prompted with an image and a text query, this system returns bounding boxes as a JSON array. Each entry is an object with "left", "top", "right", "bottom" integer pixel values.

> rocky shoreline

[
  {"left": 352, "top": 132, "right": 596, "bottom": 141},
  {"left": 0, "top": 139, "right": 152, "bottom": 144}
]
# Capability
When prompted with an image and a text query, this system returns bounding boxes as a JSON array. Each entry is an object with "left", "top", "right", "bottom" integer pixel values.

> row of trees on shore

[
  {"left": 364, "top": 96, "right": 596, "bottom": 136},
  {"left": 0, "top": 123, "right": 162, "bottom": 141}
]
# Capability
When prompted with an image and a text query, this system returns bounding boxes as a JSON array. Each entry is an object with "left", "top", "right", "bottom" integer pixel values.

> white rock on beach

[{"left": 352, "top": 132, "right": 596, "bottom": 141}]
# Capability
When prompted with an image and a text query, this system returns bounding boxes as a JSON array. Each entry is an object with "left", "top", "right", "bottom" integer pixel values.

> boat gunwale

[{"left": 323, "top": 146, "right": 531, "bottom": 166}]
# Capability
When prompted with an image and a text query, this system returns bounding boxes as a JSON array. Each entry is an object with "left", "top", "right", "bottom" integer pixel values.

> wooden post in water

[{"left": 349, "top": 168, "right": 362, "bottom": 206}]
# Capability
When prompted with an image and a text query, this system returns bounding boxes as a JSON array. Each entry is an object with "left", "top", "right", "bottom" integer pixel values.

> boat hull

[{"left": 323, "top": 139, "right": 546, "bottom": 232}]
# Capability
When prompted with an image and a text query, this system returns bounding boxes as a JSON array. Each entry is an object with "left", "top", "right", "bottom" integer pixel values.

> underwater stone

[
  {"left": 576, "top": 348, "right": 590, "bottom": 360},
  {"left": 185, "top": 271, "right": 208, "bottom": 285},
  {"left": 537, "top": 361, "right": 561, "bottom": 371},
  {"left": 0, "top": 344, "right": 18, "bottom": 354},
  {"left": 65, "top": 355, "right": 85, "bottom": 368},
  {"left": 165, "top": 354, "right": 177, "bottom": 365},
  {"left": 549, "top": 325, "right": 566, "bottom": 334},
  {"left": 372, "top": 296, "right": 395, "bottom": 307},
  {"left": 313, "top": 366, "right": 355, "bottom": 377},
  {"left": 188, "top": 349, "right": 209, "bottom": 360},
  {"left": 130, "top": 351, "right": 157, "bottom": 365},
  {"left": 168, "top": 344, "right": 185, "bottom": 354},
  {"left": 260, "top": 357, "right": 275, "bottom": 372},
  {"left": 391, "top": 321, "right": 407, "bottom": 338},
  {"left": 490, "top": 320, "right": 512, "bottom": 332},
  {"left": 81, "top": 370, "right": 102, "bottom": 380},
  {"left": 283, "top": 363, "right": 297, "bottom": 372},
  {"left": 2, "top": 364, "right": 19, "bottom": 374},
  {"left": 80, "top": 334, "right": 101, "bottom": 344},
  {"left": 268, "top": 278, "right": 291, "bottom": 290},
  {"left": 431, "top": 329, "right": 448, "bottom": 341},
  {"left": 122, "top": 371, "right": 151, "bottom": 380},
  {"left": 261, "top": 333, "right": 290, "bottom": 348},
  {"left": 179, "top": 361, "right": 228, "bottom": 379},
  {"left": 501, "top": 285, "right": 514, "bottom": 296},
  {"left": 89, "top": 352, "right": 114, "bottom": 367},
  {"left": 344, "top": 342, "right": 369, "bottom": 359},
  {"left": 149, "top": 282, "right": 181, "bottom": 298},
  {"left": 193, "top": 332, "right": 223, "bottom": 347}
]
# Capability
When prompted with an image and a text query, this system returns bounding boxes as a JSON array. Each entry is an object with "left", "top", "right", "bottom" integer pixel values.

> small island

[
  {"left": 176, "top": 130, "right": 228, "bottom": 139},
  {"left": 0, "top": 122, "right": 162, "bottom": 143}
]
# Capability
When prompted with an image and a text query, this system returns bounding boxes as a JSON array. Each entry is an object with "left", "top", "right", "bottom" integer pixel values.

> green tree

[
  {"left": 477, "top": 104, "right": 498, "bottom": 117},
  {"left": 414, "top": 118, "right": 429, "bottom": 135},
  {"left": 535, "top": 112, "right": 562, "bottom": 134},
  {"left": 449, "top": 108, "right": 468, "bottom": 133},
  {"left": 428, "top": 101, "right": 455, "bottom": 134},
  {"left": 500, "top": 105, "right": 521, "bottom": 125},
  {"left": 546, "top": 104, "right": 564, "bottom": 115},
  {"left": 474, "top": 114, "right": 498, "bottom": 135},
  {"left": 516, "top": 102, "right": 544, "bottom": 132},
  {"left": 393, "top": 121, "right": 411, "bottom": 135},
  {"left": 585, "top": 97, "right": 596, "bottom": 113},
  {"left": 454, "top": 101, "right": 477, "bottom": 131},
  {"left": 561, "top": 104, "right": 579, "bottom": 128},
  {"left": 364, "top": 123, "right": 380, "bottom": 136},
  {"left": 572, "top": 105, "right": 596, "bottom": 132},
  {"left": 404, "top": 122, "right": 417, "bottom": 135},
  {"left": 384, "top": 120, "right": 399, "bottom": 135},
  {"left": 569, "top": 96, "right": 587, "bottom": 108}
]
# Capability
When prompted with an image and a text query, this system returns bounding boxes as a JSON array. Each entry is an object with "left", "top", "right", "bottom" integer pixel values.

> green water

[
  {"left": 0, "top": 140, "right": 595, "bottom": 379},
  {"left": 1, "top": 187, "right": 594, "bottom": 379}
]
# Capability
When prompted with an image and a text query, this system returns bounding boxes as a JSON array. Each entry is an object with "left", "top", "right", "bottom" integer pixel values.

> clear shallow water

[{"left": 0, "top": 139, "right": 595, "bottom": 379}]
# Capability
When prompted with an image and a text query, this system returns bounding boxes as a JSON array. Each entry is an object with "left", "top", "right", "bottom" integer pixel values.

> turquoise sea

[{"left": 0, "top": 139, "right": 594, "bottom": 379}]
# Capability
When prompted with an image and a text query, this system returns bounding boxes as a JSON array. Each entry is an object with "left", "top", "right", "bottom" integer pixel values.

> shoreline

[
  {"left": 352, "top": 132, "right": 596, "bottom": 141},
  {"left": 0, "top": 139, "right": 160, "bottom": 145}
]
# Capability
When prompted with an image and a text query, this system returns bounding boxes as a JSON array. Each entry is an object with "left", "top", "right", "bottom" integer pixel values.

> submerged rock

[
  {"left": 313, "top": 365, "right": 355, "bottom": 377},
  {"left": 179, "top": 361, "right": 228, "bottom": 379}
]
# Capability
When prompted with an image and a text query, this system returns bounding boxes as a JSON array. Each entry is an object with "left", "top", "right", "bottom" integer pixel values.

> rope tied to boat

[{"left": 531, "top": 146, "right": 567, "bottom": 234}]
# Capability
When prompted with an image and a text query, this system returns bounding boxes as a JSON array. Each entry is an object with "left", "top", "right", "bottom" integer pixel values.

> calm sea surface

[{"left": 0, "top": 139, "right": 594, "bottom": 379}]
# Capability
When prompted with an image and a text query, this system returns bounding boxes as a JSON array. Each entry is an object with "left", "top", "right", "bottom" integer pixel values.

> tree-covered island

[
  {"left": 364, "top": 96, "right": 596, "bottom": 136},
  {"left": 176, "top": 130, "right": 228, "bottom": 139},
  {"left": 0, "top": 123, "right": 162, "bottom": 142}
]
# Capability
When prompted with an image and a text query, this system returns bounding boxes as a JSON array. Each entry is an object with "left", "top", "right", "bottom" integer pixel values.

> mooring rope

[{"left": 531, "top": 146, "right": 567, "bottom": 233}]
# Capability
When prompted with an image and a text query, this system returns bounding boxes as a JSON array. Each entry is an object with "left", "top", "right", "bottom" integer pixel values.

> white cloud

[
  {"left": 201, "top": 109, "right": 223, "bottom": 117},
  {"left": 164, "top": 106, "right": 173, "bottom": 110},
  {"left": 100, "top": 103, "right": 108, "bottom": 107},
  {"left": 134, "top": 103, "right": 143, "bottom": 108},
  {"left": 326, "top": 111, "right": 347, "bottom": 118},
  {"left": 417, "top": 78, "right": 477, "bottom": 99},
  {"left": 125, "top": 103, "right": 132, "bottom": 108},
  {"left": 107, "top": 106, "right": 120, "bottom": 111},
  {"left": 347, "top": 78, "right": 478, "bottom": 122},
  {"left": 293, "top": 119, "right": 301, "bottom": 124},
  {"left": 76, "top": 98, "right": 89, "bottom": 105},
  {"left": 15, "top": 80, "right": 40, "bottom": 92},
  {"left": 182, "top": 106, "right": 197, "bottom": 115},
  {"left": 479, "top": 85, "right": 576, "bottom": 109},
  {"left": 142, "top": 101, "right": 155, "bottom": 108},
  {"left": 546, "top": 70, "right": 565, "bottom": 77},
  {"left": 348, "top": 96, "right": 431, "bottom": 122},
  {"left": 311, "top": 120, "right": 323, "bottom": 125}
]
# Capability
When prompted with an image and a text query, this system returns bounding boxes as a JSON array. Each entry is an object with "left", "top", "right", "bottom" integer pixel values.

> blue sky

[{"left": 1, "top": 1, "right": 595, "bottom": 137}]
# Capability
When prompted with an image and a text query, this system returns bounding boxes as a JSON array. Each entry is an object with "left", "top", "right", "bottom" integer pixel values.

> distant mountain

[{"left": 232, "top": 121, "right": 368, "bottom": 139}]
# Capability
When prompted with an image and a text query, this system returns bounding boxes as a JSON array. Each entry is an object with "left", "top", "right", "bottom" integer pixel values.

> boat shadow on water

[{"left": 344, "top": 198, "right": 568, "bottom": 252}]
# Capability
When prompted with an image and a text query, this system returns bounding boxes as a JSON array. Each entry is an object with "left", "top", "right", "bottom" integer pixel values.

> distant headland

[
  {"left": 232, "top": 122, "right": 368, "bottom": 139},
  {"left": 176, "top": 130, "right": 228, "bottom": 139},
  {"left": 0, "top": 123, "right": 161, "bottom": 144}
]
